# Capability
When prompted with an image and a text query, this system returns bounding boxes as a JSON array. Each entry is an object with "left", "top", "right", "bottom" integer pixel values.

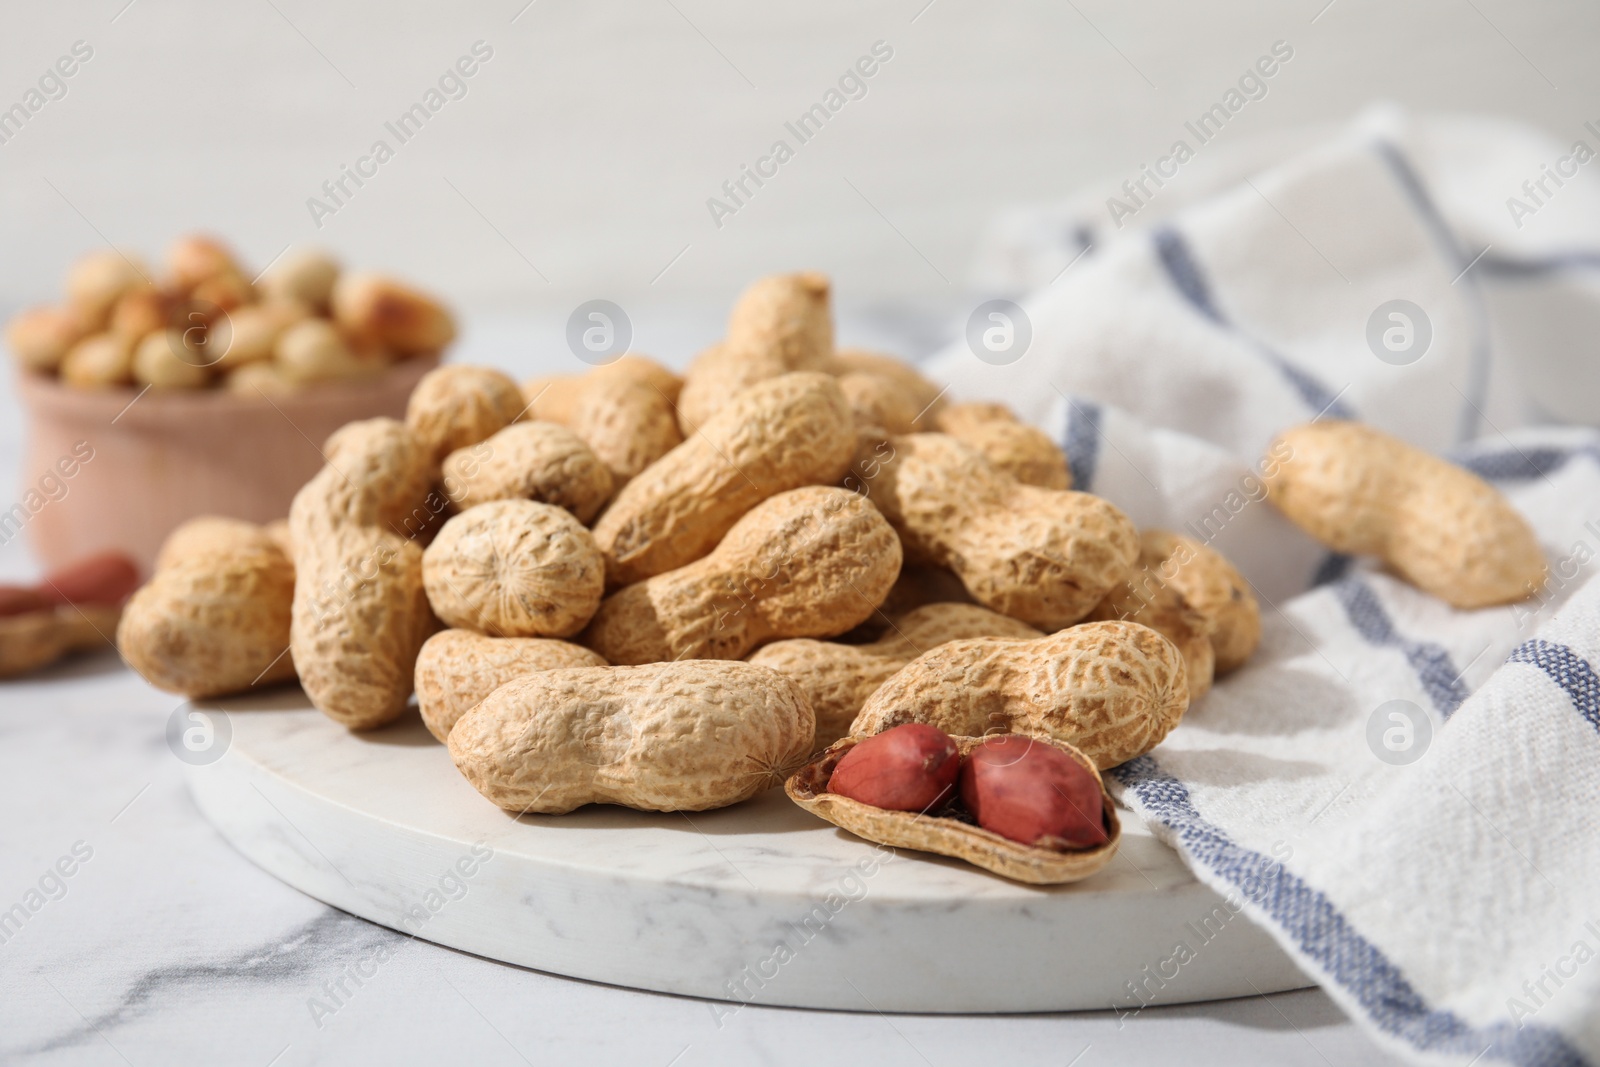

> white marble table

[{"left": 0, "top": 308, "right": 1405, "bottom": 1064}]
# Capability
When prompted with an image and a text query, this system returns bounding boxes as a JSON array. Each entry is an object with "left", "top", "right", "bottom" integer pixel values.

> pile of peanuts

[
  {"left": 5, "top": 236, "right": 453, "bottom": 393},
  {"left": 115, "top": 271, "right": 1546, "bottom": 884}
]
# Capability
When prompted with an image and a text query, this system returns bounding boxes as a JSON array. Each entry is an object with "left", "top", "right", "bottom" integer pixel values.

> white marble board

[{"left": 188, "top": 686, "right": 1311, "bottom": 1013}]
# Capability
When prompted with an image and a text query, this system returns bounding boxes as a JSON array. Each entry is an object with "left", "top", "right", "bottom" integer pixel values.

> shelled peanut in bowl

[{"left": 5, "top": 235, "right": 454, "bottom": 393}]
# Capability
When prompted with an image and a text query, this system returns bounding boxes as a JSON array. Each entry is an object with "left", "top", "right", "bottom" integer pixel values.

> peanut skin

[
  {"left": 961, "top": 735, "right": 1108, "bottom": 849},
  {"left": 415, "top": 628, "right": 606, "bottom": 742},
  {"left": 676, "top": 273, "right": 834, "bottom": 434},
  {"left": 827, "top": 723, "right": 960, "bottom": 812},
  {"left": 422, "top": 500, "right": 605, "bottom": 639},
  {"left": 448, "top": 660, "right": 815, "bottom": 812},
  {"left": 290, "top": 418, "right": 439, "bottom": 730},
  {"left": 1263, "top": 421, "right": 1546, "bottom": 609},
  {"left": 853, "top": 433, "right": 1136, "bottom": 629},
  {"left": 749, "top": 602, "right": 1042, "bottom": 749},
  {"left": 584, "top": 486, "right": 901, "bottom": 665},
  {"left": 592, "top": 372, "right": 857, "bottom": 586},
  {"left": 852, "top": 620, "right": 1190, "bottom": 769},
  {"left": 1138, "top": 529, "right": 1260, "bottom": 674}
]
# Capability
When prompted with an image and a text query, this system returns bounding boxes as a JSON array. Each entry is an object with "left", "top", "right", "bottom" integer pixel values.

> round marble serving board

[{"left": 188, "top": 687, "right": 1312, "bottom": 1013}]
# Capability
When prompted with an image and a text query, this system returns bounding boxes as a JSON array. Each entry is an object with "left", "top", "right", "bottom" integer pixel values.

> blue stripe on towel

[
  {"left": 1061, "top": 396, "right": 1103, "bottom": 492},
  {"left": 1480, "top": 252, "right": 1600, "bottom": 278},
  {"left": 1451, "top": 441, "right": 1600, "bottom": 483},
  {"left": 1371, "top": 141, "right": 1494, "bottom": 445},
  {"left": 1311, "top": 552, "right": 1354, "bottom": 588},
  {"left": 1507, "top": 639, "right": 1600, "bottom": 734},
  {"left": 1333, "top": 579, "right": 1470, "bottom": 716},
  {"left": 1151, "top": 227, "right": 1355, "bottom": 420},
  {"left": 1113, "top": 756, "right": 1591, "bottom": 1067}
]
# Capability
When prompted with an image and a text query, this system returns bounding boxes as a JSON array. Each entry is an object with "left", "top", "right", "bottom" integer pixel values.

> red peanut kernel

[
  {"left": 828, "top": 723, "right": 960, "bottom": 812},
  {"left": 960, "top": 734, "right": 1107, "bottom": 849}
]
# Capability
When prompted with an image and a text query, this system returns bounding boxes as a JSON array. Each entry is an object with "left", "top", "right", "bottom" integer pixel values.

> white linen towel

[{"left": 925, "top": 106, "right": 1600, "bottom": 1066}]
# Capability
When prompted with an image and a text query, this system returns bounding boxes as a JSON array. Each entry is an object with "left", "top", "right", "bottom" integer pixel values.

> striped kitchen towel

[{"left": 925, "top": 107, "right": 1600, "bottom": 1066}]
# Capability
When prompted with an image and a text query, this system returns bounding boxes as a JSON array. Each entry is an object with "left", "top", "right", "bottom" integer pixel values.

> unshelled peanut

[
  {"left": 852, "top": 432, "right": 1136, "bottom": 629},
  {"left": 448, "top": 660, "right": 815, "bottom": 812},
  {"left": 289, "top": 418, "right": 438, "bottom": 729},
  {"left": 584, "top": 486, "right": 901, "bottom": 664},
  {"left": 441, "top": 422, "right": 614, "bottom": 523},
  {"left": 1084, "top": 561, "right": 1215, "bottom": 699},
  {"left": 1137, "top": 530, "right": 1260, "bottom": 674},
  {"left": 422, "top": 500, "right": 605, "bottom": 639},
  {"left": 332, "top": 272, "right": 456, "bottom": 355},
  {"left": 6, "top": 306, "right": 85, "bottom": 373},
  {"left": 1263, "top": 421, "right": 1545, "bottom": 609},
  {"left": 593, "top": 372, "right": 856, "bottom": 586},
  {"left": 260, "top": 248, "right": 340, "bottom": 311},
  {"left": 414, "top": 628, "right": 606, "bottom": 742},
  {"left": 749, "top": 602, "right": 1042, "bottom": 749},
  {"left": 405, "top": 365, "right": 525, "bottom": 466},
  {"left": 828, "top": 347, "right": 945, "bottom": 430},
  {"left": 852, "top": 620, "right": 1189, "bottom": 769},
  {"left": 676, "top": 273, "right": 834, "bottom": 434},
  {"left": 119, "top": 519, "right": 296, "bottom": 697},
  {"left": 933, "top": 402, "right": 1071, "bottom": 490},
  {"left": 521, "top": 355, "right": 683, "bottom": 423}
]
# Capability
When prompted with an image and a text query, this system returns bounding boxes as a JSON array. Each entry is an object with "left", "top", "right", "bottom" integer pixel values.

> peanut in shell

[{"left": 851, "top": 620, "right": 1190, "bottom": 769}]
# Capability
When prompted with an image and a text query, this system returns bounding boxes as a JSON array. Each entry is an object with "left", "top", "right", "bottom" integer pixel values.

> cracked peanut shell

[{"left": 786, "top": 734, "right": 1120, "bottom": 885}]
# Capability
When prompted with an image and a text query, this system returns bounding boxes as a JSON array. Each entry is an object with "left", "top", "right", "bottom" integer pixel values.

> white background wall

[{"left": 1, "top": 0, "right": 1596, "bottom": 325}]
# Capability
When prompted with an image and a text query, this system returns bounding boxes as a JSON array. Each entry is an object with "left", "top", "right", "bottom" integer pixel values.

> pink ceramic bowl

[{"left": 14, "top": 357, "right": 439, "bottom": 572}]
